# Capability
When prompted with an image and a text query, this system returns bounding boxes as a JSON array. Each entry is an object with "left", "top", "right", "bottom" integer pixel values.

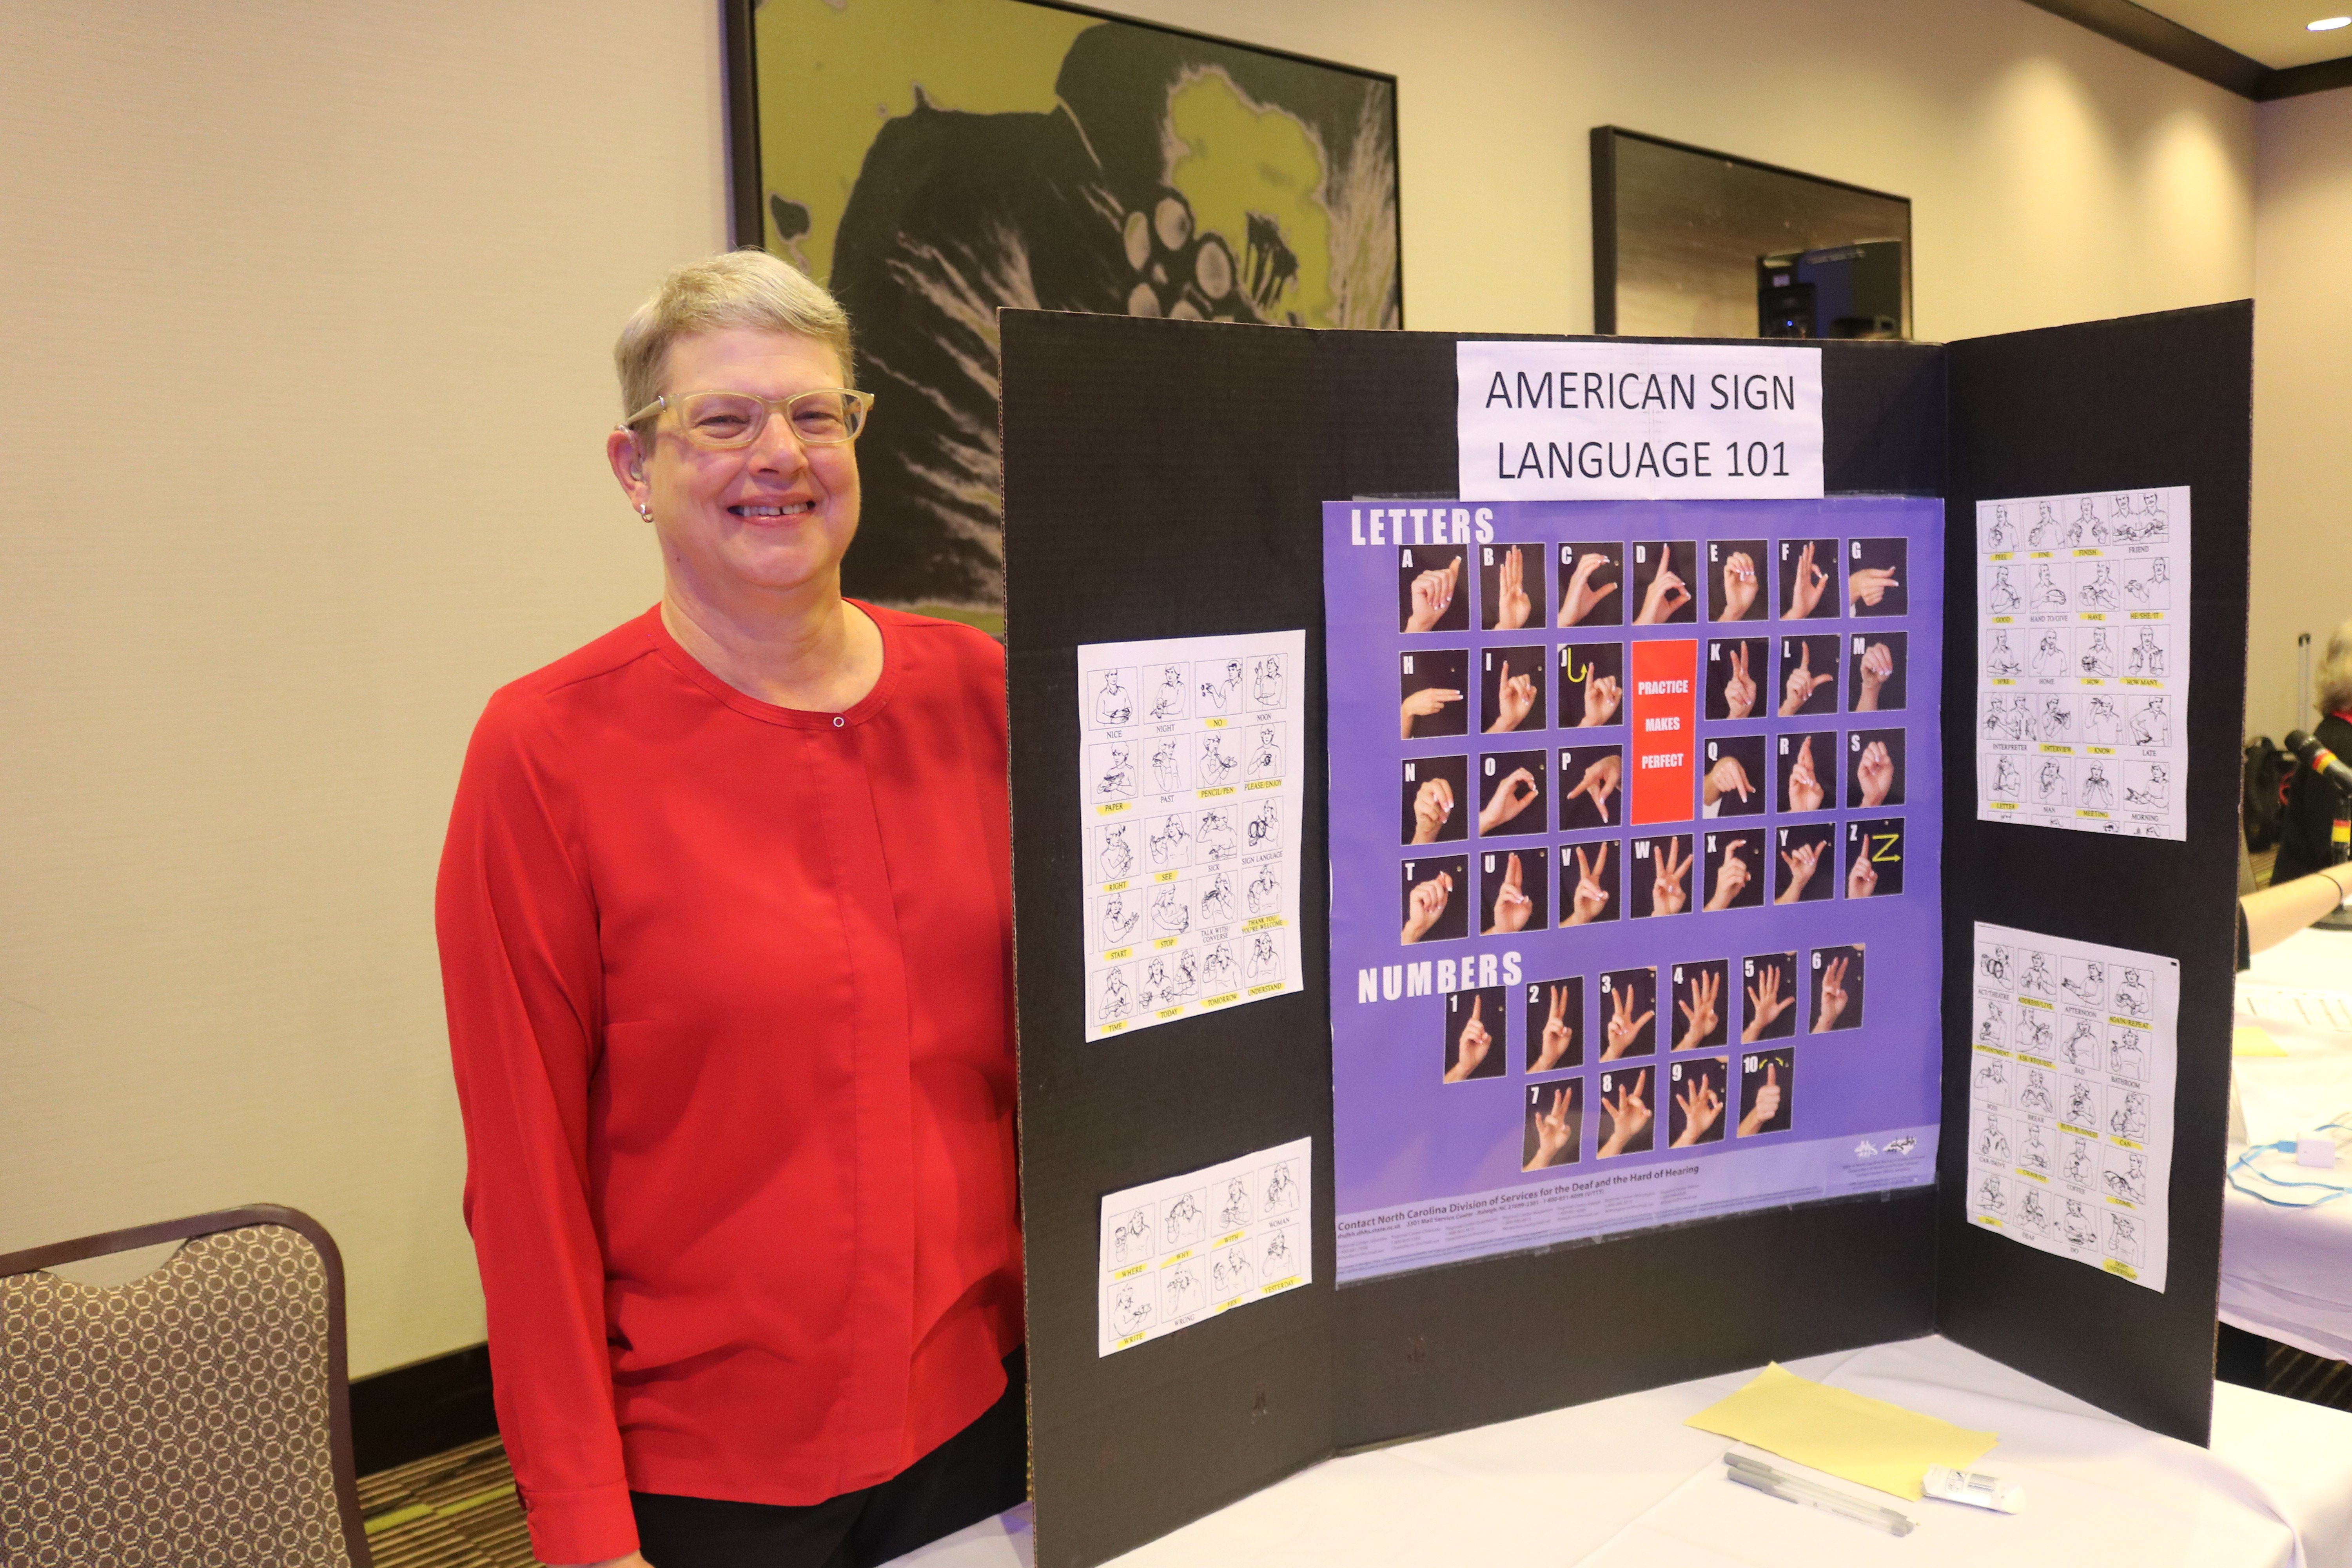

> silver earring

[{"left": 637, "top": 503, "right": 653, "bottom": 523}]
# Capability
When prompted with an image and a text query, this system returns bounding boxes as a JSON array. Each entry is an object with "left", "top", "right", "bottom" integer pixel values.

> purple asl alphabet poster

[{"left": 1325, "top": 498, "right": 1944, "bottom": 1282}]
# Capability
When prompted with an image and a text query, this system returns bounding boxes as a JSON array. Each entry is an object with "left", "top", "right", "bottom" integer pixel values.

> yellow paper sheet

[
  {"left": 1683, "top": 1363, "right": 1997, "bottom": 1499},
  {"left": 2233, "top": 1025, "right": 2287, "bottom": 1057}
]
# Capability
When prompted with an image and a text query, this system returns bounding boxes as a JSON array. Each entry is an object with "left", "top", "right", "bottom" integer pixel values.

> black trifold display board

[{"left": 1001, "top": 302, "right": 2250, "bottom": 1568}]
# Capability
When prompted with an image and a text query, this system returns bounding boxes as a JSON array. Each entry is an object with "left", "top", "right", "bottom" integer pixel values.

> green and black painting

[{"left": 742, "top": 0, "right": 1402, "bottom": 619}]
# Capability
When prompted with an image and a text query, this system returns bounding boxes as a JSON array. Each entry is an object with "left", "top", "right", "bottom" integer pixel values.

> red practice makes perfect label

[{"left": 1630, "top": 640, "right": 1696, "bottom": 824}]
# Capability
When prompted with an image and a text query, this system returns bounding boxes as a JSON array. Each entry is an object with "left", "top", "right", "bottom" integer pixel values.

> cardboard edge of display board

[
  {"left": 1934, "top": 300, "right": 2252, "bottom": 1446},
  {"left": 1004, "top": 309, "right": 1952, "bottom": 1567}
]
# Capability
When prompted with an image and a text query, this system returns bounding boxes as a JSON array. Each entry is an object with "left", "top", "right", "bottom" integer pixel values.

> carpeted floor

[{"left": 358, "top": 1435, "right": 535, "bottom": 1568}]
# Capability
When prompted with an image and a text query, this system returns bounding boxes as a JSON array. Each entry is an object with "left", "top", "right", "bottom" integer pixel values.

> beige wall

[
  {"left": 0, "top": 0, "right": 2262, "bottom": 1377},
  {"left": 2249, "top": 87, "right": 2352, "bottom": 745}
]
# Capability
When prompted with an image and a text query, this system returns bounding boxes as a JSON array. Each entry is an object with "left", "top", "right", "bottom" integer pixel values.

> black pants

[{"left": 631, "top": 1350, "right": 1027, "bottom": 1568}]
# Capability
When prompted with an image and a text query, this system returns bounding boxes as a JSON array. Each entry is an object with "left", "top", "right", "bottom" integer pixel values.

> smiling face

[{"left": 610, "top": 326, "right": 861, "bottom": 605}]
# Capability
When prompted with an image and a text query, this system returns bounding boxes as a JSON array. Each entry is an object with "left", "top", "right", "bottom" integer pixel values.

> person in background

[
  {"left": 437, "top": 251, "right": 1023, "bottom": 1568},
  {"left": 2271, "top": 619, "right": 2352, "bottom": 884}
]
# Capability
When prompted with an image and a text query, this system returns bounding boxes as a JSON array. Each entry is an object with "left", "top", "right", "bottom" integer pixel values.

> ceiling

[{"left": 2133, "top": 0, "right": 2351, "bottom": 69}]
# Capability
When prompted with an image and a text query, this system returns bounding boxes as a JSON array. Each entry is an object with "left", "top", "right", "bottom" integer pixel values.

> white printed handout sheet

[
  {"left": 1078, "top": 630, "right": 1307, "bottom": 1042},
  {"left": 1974, "top": 486, "right": 2189, "bottom": 840},
  {"left": 1098, "top": 1137, "right": 1312, "bottom": 1356},
  {"left": 1967, "top": 922, "right": 2179, "bottom": 1290}
]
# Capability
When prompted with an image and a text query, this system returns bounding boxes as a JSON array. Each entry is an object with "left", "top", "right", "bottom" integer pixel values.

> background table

[
  {"left": 893, "top": 1334, "right": 2352, "bottom": 1568},
  {"left": 2228, "top": 924, "right": 2352, "bottom": 1361}
]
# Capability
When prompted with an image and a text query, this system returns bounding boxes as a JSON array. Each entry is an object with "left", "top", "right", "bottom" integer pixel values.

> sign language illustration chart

[
  {"left": 1079, "top": 630, "right": 1307, "bottom": 1041},
  {"left": 1967, "top": 922, "right": 2178, "bottom": 1290},
  {"left": 1975, "top": 485, "right": 2190, "bottom": 839},
  {"left": 1097, "top": 1136, "right": 1312, "bottom": 1356}
]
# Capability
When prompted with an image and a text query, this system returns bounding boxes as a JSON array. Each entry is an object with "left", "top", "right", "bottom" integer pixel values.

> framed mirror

[{"left": 1591, "top": 126, "right": 1911, "bottom": 341}]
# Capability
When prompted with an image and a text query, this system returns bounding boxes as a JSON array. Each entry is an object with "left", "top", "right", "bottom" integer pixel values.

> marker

[{"left": 1723, "top": 1452, "right": 1916, "bottom": 1536}]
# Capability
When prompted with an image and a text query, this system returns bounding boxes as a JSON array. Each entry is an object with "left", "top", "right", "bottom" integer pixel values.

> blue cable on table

[{"left": 2227, "top": 1115, "right": 2352, "bottom": 1208}]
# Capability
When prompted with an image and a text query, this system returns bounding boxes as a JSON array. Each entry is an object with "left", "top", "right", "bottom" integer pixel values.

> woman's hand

[
  {"left": 1675, "top": 968, "right": 1721, "bottom": 1052},
  {"left": 1848, "top": 565, "right": 1899, "bottom": 608},
  {"left": 1813, "top": 956, "right": 1849, "bottom": 1032},
  {"left": 1855, "top": 641, "right": 1893, "bottom": 712},
  {"left": 1578, "top": 673, "right": 1622, "bottom": 728},
  {"left": 1742, "top": 965, "right": 1792, "bottom": 1041},
  {"left": 1557, "top": 552, "right": 1616, "bottom": 626},
  {"left": 1564, "top": 842, "right": 1612, "bottom": 925},
  {"left": 1635, "top": 559, "right": 1691, "bottom": 624},
  {"left": 1494, "top": 545, "right": 1531, "bottom": 630},
  {"left": 1444, "top": 996, "right": 1492, "bottom": 1081},
  {"left": 1599, "top": 1070, "right": 1652, "bottom": 1156},
  {"left": 1399, "top": 686, "right": 1461, "bottom": 740},
  {"left": 1672, "top": 1074, "right": 1723, "bottom": 1147},
  {"left": 1563, "top": 753, "right": 1621, "bottom": 824},
  {"left": 1488, "top": 660, "right": 1537, "bottom": 732},
  {"left": 1719, "top": 551, "right": 1758, "bottom": 621},
  {"left": 1775, "top": 840, "right": 1821, "bottom": 904},
  {"left": 1526, "top": 1085, "right": 1576, "bottom": 1169},
  {"left": 1780, "top": 644, "right": 1832, "bottom": 715},
  {"left": 1650, "top": 838, "right": 1689, "bottom": 916},
  {"left": 1479, "top": 768, "right": 1539, "bottom": 832},
  {"left": 1534, "top": 984, "right": 1574, "bottom": 1071},
  {"left": 1702, "top": 755, "right": 1754, "bottom": 810},
  {"left": 1847, "top": 853, "right": 1878, "bottom": 899},
  {"left": 1405, "top": 555, "right": 1461, "bottom": 633},
  {"left": 1855, "top": 740, "right": 1895, "bottom": 807},
  {"left": 1723, "top": 642, "right": 1757, "bottom": 719},
  {"left": 1483, "top": 852, "right": 1534, "bottom": 934},
  {"left": 1705, "top": 840, "right": 1750, "bottom": 911},
  {"left": 1786, "top": 736, "right": 1824, "bottom": 812},
  {"left": 1738, "top": 1062, "right": 1781, "bottom": 1136},
  {"left": 1603, "top": 984, "right": 1653, "bottom": 1061},
  {"left": 1401, "top": 870, "right": 1452, "bottom": 943},
  {"left": 1409, "top": 777, "right": 1454, "bottom": 845},
  {"left": 1785, "top": 541, "right": 1829, "bottom": 619}
]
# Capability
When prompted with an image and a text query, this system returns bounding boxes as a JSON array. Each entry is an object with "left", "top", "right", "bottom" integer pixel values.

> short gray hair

[
  {"left": 2319, "top": 619, "right": 2352, "bottom": 715},
  {"left": 614, "top": 250, "right": 854, "bottom": 436}
]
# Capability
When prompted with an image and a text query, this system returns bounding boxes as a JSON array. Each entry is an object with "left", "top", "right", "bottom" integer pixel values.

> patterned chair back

[{"left": 0, "top": 1205, "right": 370, "bottom": 1567}]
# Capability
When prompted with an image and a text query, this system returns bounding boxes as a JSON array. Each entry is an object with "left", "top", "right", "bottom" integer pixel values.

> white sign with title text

[{"left": 1457, "top": 341, "right": 1823, "bottom": 501}]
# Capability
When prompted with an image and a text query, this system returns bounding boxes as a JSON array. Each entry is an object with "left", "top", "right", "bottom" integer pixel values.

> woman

[
  {"left": 2274, "top": 619, "right": 2352, "bottom": 885},
  {"left": 437, "top": 251, "right": 1024, "bottom": 1568}
]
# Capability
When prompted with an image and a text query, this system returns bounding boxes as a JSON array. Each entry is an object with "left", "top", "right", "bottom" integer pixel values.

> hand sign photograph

[
  {"left": 1707, "top": 537, "right": 1767, "bottom": 622},
  {"left": 1705, "top": 637, "right": 1768, "bottom": 721},
  {"left": 1628, "top": 538, "right": 1697, "bottom": 625},
  {"left": 1557, "top": 744, "right": 1623, "bottom": 829},
  {"left": 1400, "top": 755, "right": 1469, "bottom": 845},
  {"left": 1399, "top": 546, "right": 1468, "bottom": 633},
  {"left": 1524, "top": 977, "right": 1584, "bottom": 1073},
  {"left": 1596, "top": 1067, "right": 1655, "bottom": 1157},
  {"left": 1443, "top": 985, "right": 1507, "bottom": 1082},
  {"left": 1554, "top": 542, "right": 1623, "bottom": 627},
  {"left": 1599, "top": 967, "right": 1659, "bottom": 1060},
  {"left": 1559, "top": 837, "right": 1621, "bottom": 928},
  {"left": 1400, "top": 855, "right": 1468, "bottom": 945},
  {"left": 1557, "top": 640, "right": 1625, "bottom": 730},
  {"left": 1739, "top": 1050, "right": 1795, "bottom": 1137},
  {"left": 1668, "top": 1057, "right": 1731, "bottom": 1148},
  {"left": 1522, "top": 1081, "right": 1582, "bottom": 1171},
  {"left": 1480, "top": 541, "right": 1541, "bottom": 631},
  {"left": 1777, "top": 634, "right": 1841, "bottom": 717},
  {"left": 1777, "top": 536, "right": 1841, "bottom": 620},
  {"left": 1481, "top": 645, "right": 1547, "bottom": 733},
  {"left": 1809, "top": 944, "right": 1866, "bottom": 1033},
  {"left": 1475, "top": 748, "right": 1547, "bottom": 837}
]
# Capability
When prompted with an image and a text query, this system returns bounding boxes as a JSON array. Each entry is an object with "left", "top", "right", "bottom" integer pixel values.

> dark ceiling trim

[
  {"left": 2260, "top": 54, "right": 2352, "bottom": 100},
  {"left": 2019, "top": 0, "right": 2352, "bottom": 102}
]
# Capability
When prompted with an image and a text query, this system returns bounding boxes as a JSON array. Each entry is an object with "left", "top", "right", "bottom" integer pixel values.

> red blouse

[{"left": 436, "top": 604, "right": 1023, "bottom": 1565}]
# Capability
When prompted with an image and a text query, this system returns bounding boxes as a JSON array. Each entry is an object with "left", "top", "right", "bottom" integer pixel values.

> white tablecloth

[
  {"left": 892, "top": 1335, "right": 2352, "bottom": 1568},
  {"left": 2227, "top": 926, "right": 2352, "bottom": 1360}
]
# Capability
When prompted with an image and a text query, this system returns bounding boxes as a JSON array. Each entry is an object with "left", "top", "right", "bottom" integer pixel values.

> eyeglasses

[{"left": 621, "top": 387, "right": 874, "bottom": 449}]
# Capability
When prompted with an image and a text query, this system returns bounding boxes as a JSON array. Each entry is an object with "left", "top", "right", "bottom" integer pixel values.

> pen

[{"left": 1724, "top": 1452, "right": 1917, "bottom": 1537}]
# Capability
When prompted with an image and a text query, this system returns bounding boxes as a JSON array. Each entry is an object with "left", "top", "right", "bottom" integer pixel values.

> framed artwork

[{"left": 726, "top": 0, "right": 1402, "bottom": 621}]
